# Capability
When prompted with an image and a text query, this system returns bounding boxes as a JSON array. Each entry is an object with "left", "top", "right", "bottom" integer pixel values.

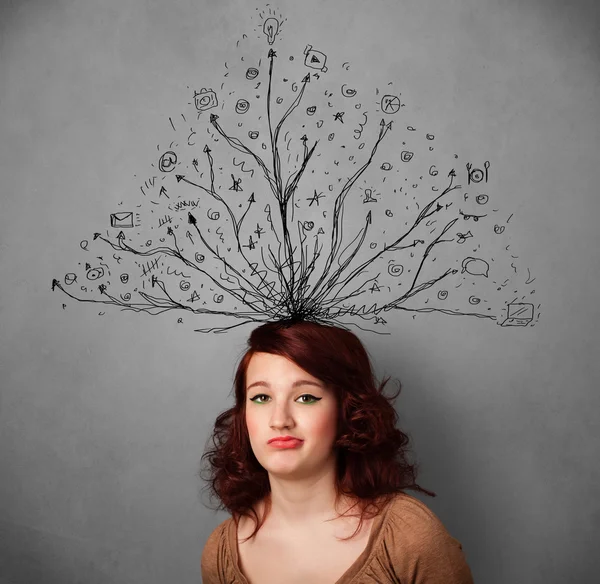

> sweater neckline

[{"left": 227, "top": 493, "right": 401, "bottom": 584}]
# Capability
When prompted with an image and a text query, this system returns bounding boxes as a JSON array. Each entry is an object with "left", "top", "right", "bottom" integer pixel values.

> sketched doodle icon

[
  {"left": 304, "top": 45, "right": 328, "bottom": 72},
  {"left": 194, "top": 88, "right": 218, "bottom": 112},
  {"left": 110, "top": 212, "right": 134, "bottom": 228},
  {"left": 381, "top": 95, "right": 401, "bottom": 114},
  {"left": 466, "top": 161, "right": 490, "bottom": 184},
  {"left": 158, "top": 151, "right": 177, "bottom": 172}
]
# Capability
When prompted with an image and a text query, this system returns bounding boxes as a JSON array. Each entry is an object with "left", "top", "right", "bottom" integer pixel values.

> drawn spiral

[{"left": 387, "top": 263, "right": 404, "bottom": 277}]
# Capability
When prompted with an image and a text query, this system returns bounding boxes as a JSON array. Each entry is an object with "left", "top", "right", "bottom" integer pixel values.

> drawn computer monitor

[{"left": 500, "top": 302, "right": 534, "bottom": 327}]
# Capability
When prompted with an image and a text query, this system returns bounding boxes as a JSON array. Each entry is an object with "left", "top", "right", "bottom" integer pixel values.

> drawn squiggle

[
  {"left": 354, "top": 112, "right": 368, "bottom": 140},
  {"left": 167, "top": 266, "right": 190, "bottom": 278},
  {"left": 233, "top": 157, "right": 255, "bottom": 178}
]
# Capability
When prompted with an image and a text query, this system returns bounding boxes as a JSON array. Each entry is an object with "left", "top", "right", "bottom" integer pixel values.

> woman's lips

[{"left": 268, "top": 439, "right": 304, "bottom": 449}]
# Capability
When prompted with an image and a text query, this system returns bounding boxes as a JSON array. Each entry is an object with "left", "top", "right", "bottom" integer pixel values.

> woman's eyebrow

[{"left": 246, "top": 379, "right": 324, "bottom": 391}]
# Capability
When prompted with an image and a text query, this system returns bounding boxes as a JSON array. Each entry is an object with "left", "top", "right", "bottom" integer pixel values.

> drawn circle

[
  {"left": 381, "top": 94, "right": 401, "bottom": 114},
  {"left": 180, "top": 280, "right": 191, "bottom": 291},
  {"left": 476, "top": 194, "right": 489, "bottom": 205},
  {"left": 195, "top": 252, "right": 205, "bottom": 263},
  {"left": 121, "top": 293, "right": 132, "bottom": 301},
  {"left": 120, "top": 274, "right": 129, "bottom": 284},
  {"left": 276, "top": 97, "right": 283, "bottom": 104},
  {"left": 494, "top": 225, "right": 505, "bottom": 234},
  {"left": 469, "top": 169, "right": 484, "bottom": 183},
  {"left": 328, "top": 133, "right": 335, "bottom": 141},
  {"left": 214, "top": 294, "right": 224, "bottom": 303},
  {"left": 341, "top": 84, "right": 357, "bottom": 97},
  {"left": 86, "top": 267, "right": 104, "bottom": 281},
  {"left": 407, "top": 126, "right": 416, "bottom": 131},
  {"left": 64, "top": 273, "right": 77, "bottom": 285},
  {"left": 303, "top": 221, "right": 314, "bottom": 231},
  {"left": 387, "top": 263, "right": 404, "bottom": 277},
  {"left": 207, "top": 209, "right": 220, "bottom": 220},
  {"left": 385, "top": 209, "right": 393, "bottom": 217},
  {"left": 159, "top": 151, "right": 177, "bottom": 172},
  {"left": 235, "top": 99, "right": 250, "bottom": 114},
  {"left": 306, "top": 106, "right": 316, "bottom": 116},
  {"left": 358, "top": 142, "right": 365, "bottom": 150},
  {"left": 146, "top": 240, "right": 152, "bottom": 247},
  {"left": 401, "top": 151, "right": 414, "bottom": 162},
  {"left": 80, "top": 240, "right": 89, "bottom": 251},
  {"left": 246, "top": 68, "right": 259, "bottom": 80},
  {"left": 381, "top": 162, "right": 392, "bottom": 171},
  {"left": 469, "top": 296, "right": 481, "bottom": 305},
  {"left": 248, "top": 131, "right": 259, "bottom": 139},
  {"left": 426, "top": 134, "right": 435, "bottom": 140},
  {"left": 317, "top": 120, "right": 324, "bottom": 128},
  {"left": 438, "top": 290, "right": 448, "bottom": 300},
  {"left": 177, "top": 318, "right": 183, "bottom": 323},
  {"left": 369, "top": 242, "right": 377, "bottom": 249}
]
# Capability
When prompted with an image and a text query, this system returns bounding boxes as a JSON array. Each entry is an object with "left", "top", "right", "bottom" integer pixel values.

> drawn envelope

[{"left": 110, "top": 212, "right": 134, "bottom": 228}]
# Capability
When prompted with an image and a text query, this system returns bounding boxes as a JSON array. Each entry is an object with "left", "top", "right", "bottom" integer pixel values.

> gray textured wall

[{"left": 1, "top": 0, "right": 599, "bottom": 582}]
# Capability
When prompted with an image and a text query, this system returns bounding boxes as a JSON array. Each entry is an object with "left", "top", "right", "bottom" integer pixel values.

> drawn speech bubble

[{"left": 461, "top": 257, "right": 490, "bottom": 277}]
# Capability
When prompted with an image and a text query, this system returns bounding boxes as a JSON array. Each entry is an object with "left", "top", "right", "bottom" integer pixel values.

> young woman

[{"left": 199, "top": 320, "right": 474, "bottom": 583}]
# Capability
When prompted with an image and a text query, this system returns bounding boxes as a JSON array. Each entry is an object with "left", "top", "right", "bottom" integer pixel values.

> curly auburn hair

[{"left": 198, "top": 319, "right": 435, "bottom": 542}]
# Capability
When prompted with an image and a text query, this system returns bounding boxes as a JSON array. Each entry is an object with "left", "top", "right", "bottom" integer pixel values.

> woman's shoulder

[
  {"left": 382, "top": 491, "right": 458, "bottom": 541},
  {"left": 200, "top": 516, "right": 234, "bottom": 580},
  {"left": 375, "top": 492, "right": 474, "bottom": 583}
]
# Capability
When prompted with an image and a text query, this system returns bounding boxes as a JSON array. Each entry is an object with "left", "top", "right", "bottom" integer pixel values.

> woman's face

[{"left": 244, "top": 352, "right": 338, "bottom": 481}]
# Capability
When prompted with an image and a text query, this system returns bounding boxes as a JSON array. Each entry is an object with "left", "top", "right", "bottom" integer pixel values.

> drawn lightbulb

[{"left": 263, "top": 18, "right": 280, "bottom": 45}]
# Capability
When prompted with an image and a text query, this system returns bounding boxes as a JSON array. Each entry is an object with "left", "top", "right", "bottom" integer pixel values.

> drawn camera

[
  {"left": 466, "top": 161, "right": 490, "bottom": 185},
  {"left": 303, "top": 45, "right": 328, "bottom": 72},
  {"left": 194, "top": 88, "right": 218, "bottom": 112}
]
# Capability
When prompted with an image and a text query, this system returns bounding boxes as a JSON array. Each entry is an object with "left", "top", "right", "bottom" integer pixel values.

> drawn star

[
  {"left": 334, "top": 112, "right": 345, "bottom": 123},
  {"left": 307, "top": 190, "right": 325, "bottom": 206}
]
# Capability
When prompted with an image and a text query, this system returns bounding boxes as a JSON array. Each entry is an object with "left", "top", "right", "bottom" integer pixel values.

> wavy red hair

[{"left": 198, "top": 319, "right": 435, "bottom": 542}]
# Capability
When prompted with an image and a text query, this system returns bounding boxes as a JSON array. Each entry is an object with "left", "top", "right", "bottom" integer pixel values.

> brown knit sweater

[{"left": 201, "top": 492, "right": 474, "bottom": 583}]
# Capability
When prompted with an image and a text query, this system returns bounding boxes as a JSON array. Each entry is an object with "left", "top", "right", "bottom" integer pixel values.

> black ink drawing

[{"left": 52, "top": 6, "right": 540, "bottom": 334}]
